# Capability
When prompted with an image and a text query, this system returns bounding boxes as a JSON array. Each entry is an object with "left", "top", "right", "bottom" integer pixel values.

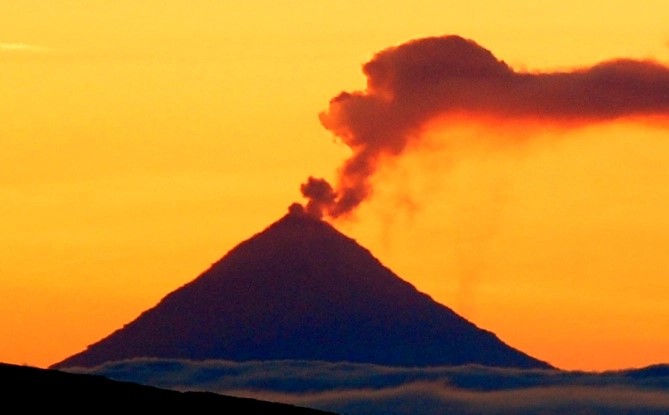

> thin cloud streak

[
  {"left": 0, "top": 42, "right": 52, "bottom": 53},
  {"left": 300, "top": 35, "right": 669, "bottom": 219}
]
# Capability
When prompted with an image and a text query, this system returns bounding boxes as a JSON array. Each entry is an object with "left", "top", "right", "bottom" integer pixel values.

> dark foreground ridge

[
  {"left": 0, "top": 362, "right": 337, "bottom": 413},
  {"left": 52, "top": 207, "right": 552, "bottom": 370}
]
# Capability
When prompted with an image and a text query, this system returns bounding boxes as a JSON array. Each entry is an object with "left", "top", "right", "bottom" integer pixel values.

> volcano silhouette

[{"left": 52, "top": 206, "right": 551, "bottom": 369}]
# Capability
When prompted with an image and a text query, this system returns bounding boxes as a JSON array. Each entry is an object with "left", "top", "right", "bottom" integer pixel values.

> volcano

[{"left": 52, "top": 205, "right": 551, "bottom": 369}]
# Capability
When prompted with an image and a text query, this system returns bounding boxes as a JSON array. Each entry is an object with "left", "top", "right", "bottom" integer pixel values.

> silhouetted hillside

[
  {"left": 1, "top": 362, "right": 337, "bottom": 413},
  {"left": 52, "top": 207, "right": 551, "bottom": 370}
]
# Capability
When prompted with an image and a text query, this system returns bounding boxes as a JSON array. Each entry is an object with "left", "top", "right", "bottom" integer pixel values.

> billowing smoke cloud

[{"left": 301, "top": 34, "right": 669, "bottom": 218}]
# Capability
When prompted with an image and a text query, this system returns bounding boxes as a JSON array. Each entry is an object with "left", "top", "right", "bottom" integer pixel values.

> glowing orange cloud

[{"left": 300, "top": 35, "right": 669, "bottom": 218}]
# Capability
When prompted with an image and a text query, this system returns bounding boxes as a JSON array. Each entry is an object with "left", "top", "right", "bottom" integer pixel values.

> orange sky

[{"left": 2, "top": 0, "right": 669, "bottom": 371}]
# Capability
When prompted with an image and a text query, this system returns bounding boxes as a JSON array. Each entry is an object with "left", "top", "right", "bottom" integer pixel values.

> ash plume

[{"left": 300, "top": 34, "right": 669, "bottom": 218}]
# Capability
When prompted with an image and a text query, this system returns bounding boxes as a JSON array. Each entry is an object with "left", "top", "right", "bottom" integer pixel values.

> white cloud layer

[{"left": 66, "top": 359, "right": 669, "bottom": 415}]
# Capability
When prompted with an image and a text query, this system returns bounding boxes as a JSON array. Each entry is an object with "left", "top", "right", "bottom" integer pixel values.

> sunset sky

[{"left": 2, "top": 1, "right": 669, "bottom": 371}]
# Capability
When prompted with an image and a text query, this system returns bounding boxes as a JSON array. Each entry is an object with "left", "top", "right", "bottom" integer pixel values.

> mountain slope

[
  {"left": 52, "top": 207, "right": 551, "bottom": 369},
  {"left": 1, "top": 362, "right": 337, "bottom": 413}
]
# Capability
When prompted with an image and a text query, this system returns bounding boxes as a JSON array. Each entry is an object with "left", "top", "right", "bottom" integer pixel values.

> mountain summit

[{"left": 52, "top": 205, "right": 551, "bottom": 369}]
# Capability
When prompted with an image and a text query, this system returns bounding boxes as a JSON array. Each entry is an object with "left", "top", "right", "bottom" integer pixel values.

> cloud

[
  {"left": 300, "top": 35, "right": 669, "bottom": 218},
  {"left": 0, "top": 42, "right": 52, "bottom": 53},
  {"left": 304, "top": 384, "right": 669, "bottom": 415},
  {"left": 66, "top": 359, "right": 669, "bottom": 415}
]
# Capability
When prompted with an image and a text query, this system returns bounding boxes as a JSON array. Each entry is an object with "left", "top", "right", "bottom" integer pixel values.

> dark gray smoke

[{"left": 300, "top": 35, "right": 669, "bottom": 218}]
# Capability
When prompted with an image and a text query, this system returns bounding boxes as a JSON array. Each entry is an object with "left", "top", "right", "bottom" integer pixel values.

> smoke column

[{"left": 300, "top": 34, "right": 669, "bottom": 219}]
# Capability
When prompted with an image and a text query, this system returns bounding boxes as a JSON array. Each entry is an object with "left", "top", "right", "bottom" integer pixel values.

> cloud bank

[
  {"left": 67, "top": 359, "right": 669, "bottom": 415},
  {"left": 301, "top": 35, "right": 669, "bottom": 218}
]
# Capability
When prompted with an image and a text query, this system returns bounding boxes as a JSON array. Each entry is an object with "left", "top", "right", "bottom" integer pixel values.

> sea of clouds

[{"left": 67, "top": 359, "right": 669, "bottom": 415}]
